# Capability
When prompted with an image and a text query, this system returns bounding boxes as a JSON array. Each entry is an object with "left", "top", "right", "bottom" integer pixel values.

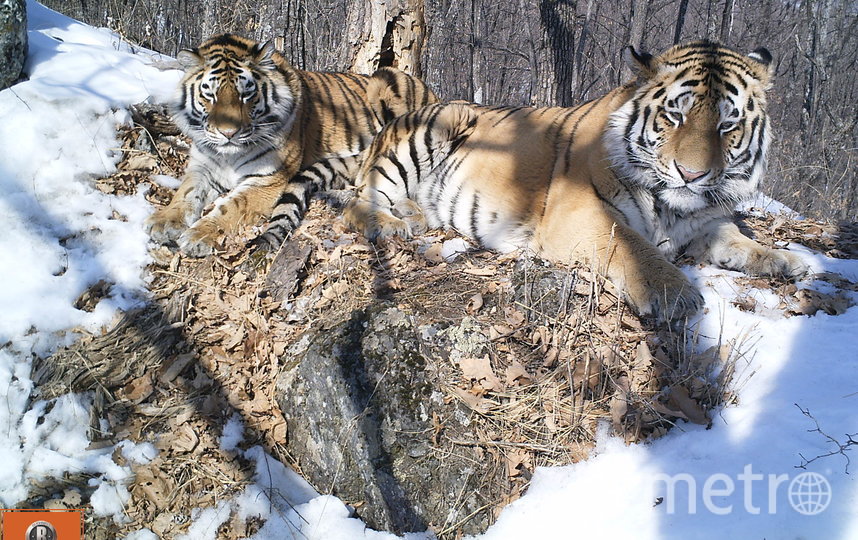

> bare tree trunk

[
  {"left": 673, "top": 0, "right": 689, "bottom": 45},
  {"left": 719, "top": 0, "right": 735, "bottom": 43},
  {"left": 622, "top": 0, "right": 649, "bottom": 81},
  {"left": 539, "top": 0, "right": 577, "bottom": 106},
  {"left": 346, "top": 0, "right": 428, "bottom": 76},
  {"left": 571, "top": 0, "right": 595, "bottom": 101},
  {"left": 705, "top": 0, "right": 717, "bottom": 40}
]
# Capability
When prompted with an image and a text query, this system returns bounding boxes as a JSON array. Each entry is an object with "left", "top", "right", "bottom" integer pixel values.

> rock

[
  {"left": 275, "top": 303, "right": 494, "bottom": 535},
  {"left": 0, "top": 0, "right": 27, "bottom": 90}
]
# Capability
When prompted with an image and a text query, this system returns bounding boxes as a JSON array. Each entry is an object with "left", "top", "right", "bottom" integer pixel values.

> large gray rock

[
  {"left": 0, "top": 0, "right": 27, "bottom": 90},
  {"left": 275, "top": 303, "right": 494, "bottom": 535}
]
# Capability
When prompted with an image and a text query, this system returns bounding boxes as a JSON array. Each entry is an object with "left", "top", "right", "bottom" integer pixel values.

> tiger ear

[
  {"left": 747, "top": 47, "right": 774, "bottom": 82},
  {"left": 176, "top": 48, "right": 203, "bottom": 70},
  {"left": 748, "top": 47, "right": 772, "bottom": 66},
  {"left": 623, "top": 46, "right": 656, "bottom": 79},
  {"left": 253, "top": 41, "right": 279, "bottom": 70}
]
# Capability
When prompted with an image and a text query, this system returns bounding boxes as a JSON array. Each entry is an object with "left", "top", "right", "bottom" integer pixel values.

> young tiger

[
  {"left": 145, "top": 34, "right": 436, "bottom": 256},
  {"left": 338, "top": 41, "right": 808, "bottom": 322}
]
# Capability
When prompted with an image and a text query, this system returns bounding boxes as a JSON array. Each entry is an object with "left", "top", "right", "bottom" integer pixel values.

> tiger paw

[
  {"left": 146, "top": 209, "right": 189, "bottom": 245},
  {"left": 626, "top": 266, "right": 704, "bottom": 323},
  {"left": 365, "top": 215, "right": 412, "bottom": 242},
  {"left": 344, "top": 200, "right": 413, "bottom": 242},
  {"left": 178, "top": 219, "right": 224, "bottom": 257},
  {"left": 714, "top": 243, "right": 810, "bottom": 280},
  {"left": 751, "top": 249, "right": 809, "bottom": 280},
  {"left": 393, "top": 199, "right": 427, "bottom": 236}
]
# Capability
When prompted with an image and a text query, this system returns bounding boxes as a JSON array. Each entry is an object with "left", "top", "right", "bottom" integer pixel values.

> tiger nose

[
  {"left": 218, "top": 126, "right": 239, "bottom": 139},
  {"left": 675, "top": 162, "right": 708, "bottom": 183}
]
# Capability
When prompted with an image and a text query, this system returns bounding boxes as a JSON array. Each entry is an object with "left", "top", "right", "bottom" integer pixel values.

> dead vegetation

[{"left": 28, "top": 111, "right": 857, "bottom": 538}]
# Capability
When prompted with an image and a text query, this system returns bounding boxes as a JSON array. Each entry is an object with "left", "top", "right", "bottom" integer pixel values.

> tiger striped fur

[
  {"left": 341, "top": 41, "right": 808, "bottom": 322},
  {"left": 145, "top": 34, "right": 436, "bottom": 256}
]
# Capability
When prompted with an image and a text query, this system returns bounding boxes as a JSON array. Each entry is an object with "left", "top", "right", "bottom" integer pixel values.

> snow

[
  {"left": 1, "top": 3, "right": 856, "bottom": 539},
  {"left": 0, "top": 0, "right": 180, "bottom": 516},
  {"left": 150, "top": 173, "right": 183, "bottom": 190},
  {"left": 441, "top": 237, "right": 471, "bottom": 260},
  {"left": 219, "top": 414, "right": 245, "bottom": 452}
]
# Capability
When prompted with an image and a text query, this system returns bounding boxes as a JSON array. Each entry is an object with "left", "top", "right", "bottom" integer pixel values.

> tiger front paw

[
  {"left": 344, "top": 199, "right": 417, "bottom": 242},
  {"left": 178, "top": 218, "right": 224, "bottom": 257},
  {"left": 146, "top": 208, "right": 190, "bottom": 245},
  {"left": 365, "top": 215, "right": 412, "bottom": 242},
  {"left": 393, "top": 199, "right": 427, "bottom": 236},
  {"left": 626, "top": 265, "right": 704, "bottom": 323},
  {"left": 751, "top": 248, "right": 809, "bottom": 280},
  {"left": 715, "top": 244, "right": 809, "bottom": 280}
]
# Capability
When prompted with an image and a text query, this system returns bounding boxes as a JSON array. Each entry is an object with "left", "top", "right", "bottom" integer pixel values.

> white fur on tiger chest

[
  {"left": 188, "top": 144, "right": 282, "bottom": 195},
  {"left": 611, "top": 186, "right": 728, "bottom": 260}
]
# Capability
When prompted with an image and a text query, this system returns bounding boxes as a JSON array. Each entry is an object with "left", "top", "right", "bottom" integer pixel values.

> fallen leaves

[
  {"left": 789, "top": 288, "right": 852, "bottom": 316},
  {"left": 504, "top": 360, "right": 531, "bottom": 386},
  {"left": 459, "top": 356, "right": 504, "bottom": 393},
  {"left": 74, "top": 279, "right": 113, "bottom": 312},
  {"left": 81, "top": 116, "right": 857, "bottom": 538},
  {"left": 652, "top": 385, "right": 710, "bottom": 426}
]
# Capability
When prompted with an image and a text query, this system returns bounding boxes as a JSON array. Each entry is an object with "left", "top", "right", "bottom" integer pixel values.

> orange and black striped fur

[
  {"left": 339, "top": 41, "right": 807, "bottom": 321},
  {"left": 145, "top": 34, "right": 436, "bottom": 256}
]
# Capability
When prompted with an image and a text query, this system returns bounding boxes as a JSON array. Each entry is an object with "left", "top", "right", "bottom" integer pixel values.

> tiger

[
  {"left": 335, "top": 41, "right": 808, "bottom": 322},
  {"left": 145, "top": 33, "right": 437, "bottom": 257}
]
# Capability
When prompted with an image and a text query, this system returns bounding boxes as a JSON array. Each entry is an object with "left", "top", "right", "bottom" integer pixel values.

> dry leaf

[
  {"left": 666, "top": 385, "right": 709, "bottom": 426},
  {"left": 466, "top": 293, "right": 484, "bottom": 314},
  {"left": 122, "top": 373, "right": 154, "bottom": 404},
  {"left": 423, "top": 243, "right": 444, "bottom": 264},
  {"left": 542, "top": 347, "right": 559, "bottom": 368},
  {"left": 791, "top": 288, "right": 851, "bottom": 316},
  {"left": 504, "top": 307, "right": 526, "bottom": 327},
  {"left": 172, "top": 424, "right": 200, "bottom": 453},
  {"left": 571, "top": 355, "right": 602, "bottom": 391},
  {"left": 459, "top": 356, "right": 504, "bottom": 392},
  {"left": 135, "top": 466, "right": 176, "bottom": 510},
  {"left": 431, "top": 411, "right": 444, "bottom": 446},
  {"left": 318, "top": 281, "right": 351, "bottom": 307},
  {"left": 159, "top": 353, "right": 195, "bottom": 385},
  {"left": 731, "top": 295, "right": 758, "bottom": 312},
  {"left": 74, "top": 279, "right": 113, "bottom": 312},
  {"left": 610, "top": 376, "right": 630, "bottom": 432},
  {"left": 505, "top": 448, "right": 530, "bottom": 478},
  {"left": 505, "top": 360, "right": 532, "bottom": 386},
  {"left": 44, "top": 489, "right": 83, "bottom": 510},
  {"left": 451, "top": 387, "right": 489, "bottom": 413},
  {"left": 463, "top": 264, "right": 497, "bottom": 276},
  {"left": 123, "top": 152, "right": 158, "bottom": 171}
]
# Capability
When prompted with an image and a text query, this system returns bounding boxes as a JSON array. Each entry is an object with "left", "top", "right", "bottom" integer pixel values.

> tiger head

[
  {"left": 607, "top": 41, "right": 773, "bottom": 214},
  {"left": 173, "top": 34, "right": 299, "bottom": 155}
]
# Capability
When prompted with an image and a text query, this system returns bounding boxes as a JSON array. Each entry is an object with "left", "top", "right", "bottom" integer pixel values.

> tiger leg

[
  {"left": 687, "top": 219, "right": 809, "bottom": 278},
  {"left": 343, "top": 176, "right": 426, "bottom": 241},
  {"left": 344, "top": 196, "right": 421, "bottom": 241},
  {"left": 146, "top": 175, "right": 218, "bottom": 244},
  {"left": 253, "top": 153, "right": 365, "bottom": 251},
  {"left": 179, "top": 178, "right": 285, "bottom": 257},
  {"left": 537, "top": 179, "right": 703, "bottom": 322}
]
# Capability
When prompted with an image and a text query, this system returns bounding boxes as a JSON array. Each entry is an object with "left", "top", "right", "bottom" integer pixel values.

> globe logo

[{"left": 788, "top": 472, "right": 832, "bottom": 515}]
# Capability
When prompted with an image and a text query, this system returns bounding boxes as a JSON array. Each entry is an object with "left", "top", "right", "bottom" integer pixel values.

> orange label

[{"left": 0, "top": 509, "right": 83, "bottom": 540}]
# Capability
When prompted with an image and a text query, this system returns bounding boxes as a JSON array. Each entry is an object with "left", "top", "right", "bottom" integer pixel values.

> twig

[
  {"left": 794, "top": 403, "right": 857, "bottom": 474},
  {"left": 449, "top": 438, "right": 557, "bottom": 454}
]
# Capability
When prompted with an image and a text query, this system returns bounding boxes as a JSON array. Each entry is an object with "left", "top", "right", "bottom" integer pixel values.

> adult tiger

[
  {"left": 339, "top": 41, "right": 808, "bottom": 322},
  {"left": 145, "top": 33, "right": 437, "bottom": 256}
]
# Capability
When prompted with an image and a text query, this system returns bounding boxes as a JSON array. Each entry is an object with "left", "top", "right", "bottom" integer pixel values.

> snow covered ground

[{"left": 1, "top": 3, "right": 856, "bottom": 538}]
